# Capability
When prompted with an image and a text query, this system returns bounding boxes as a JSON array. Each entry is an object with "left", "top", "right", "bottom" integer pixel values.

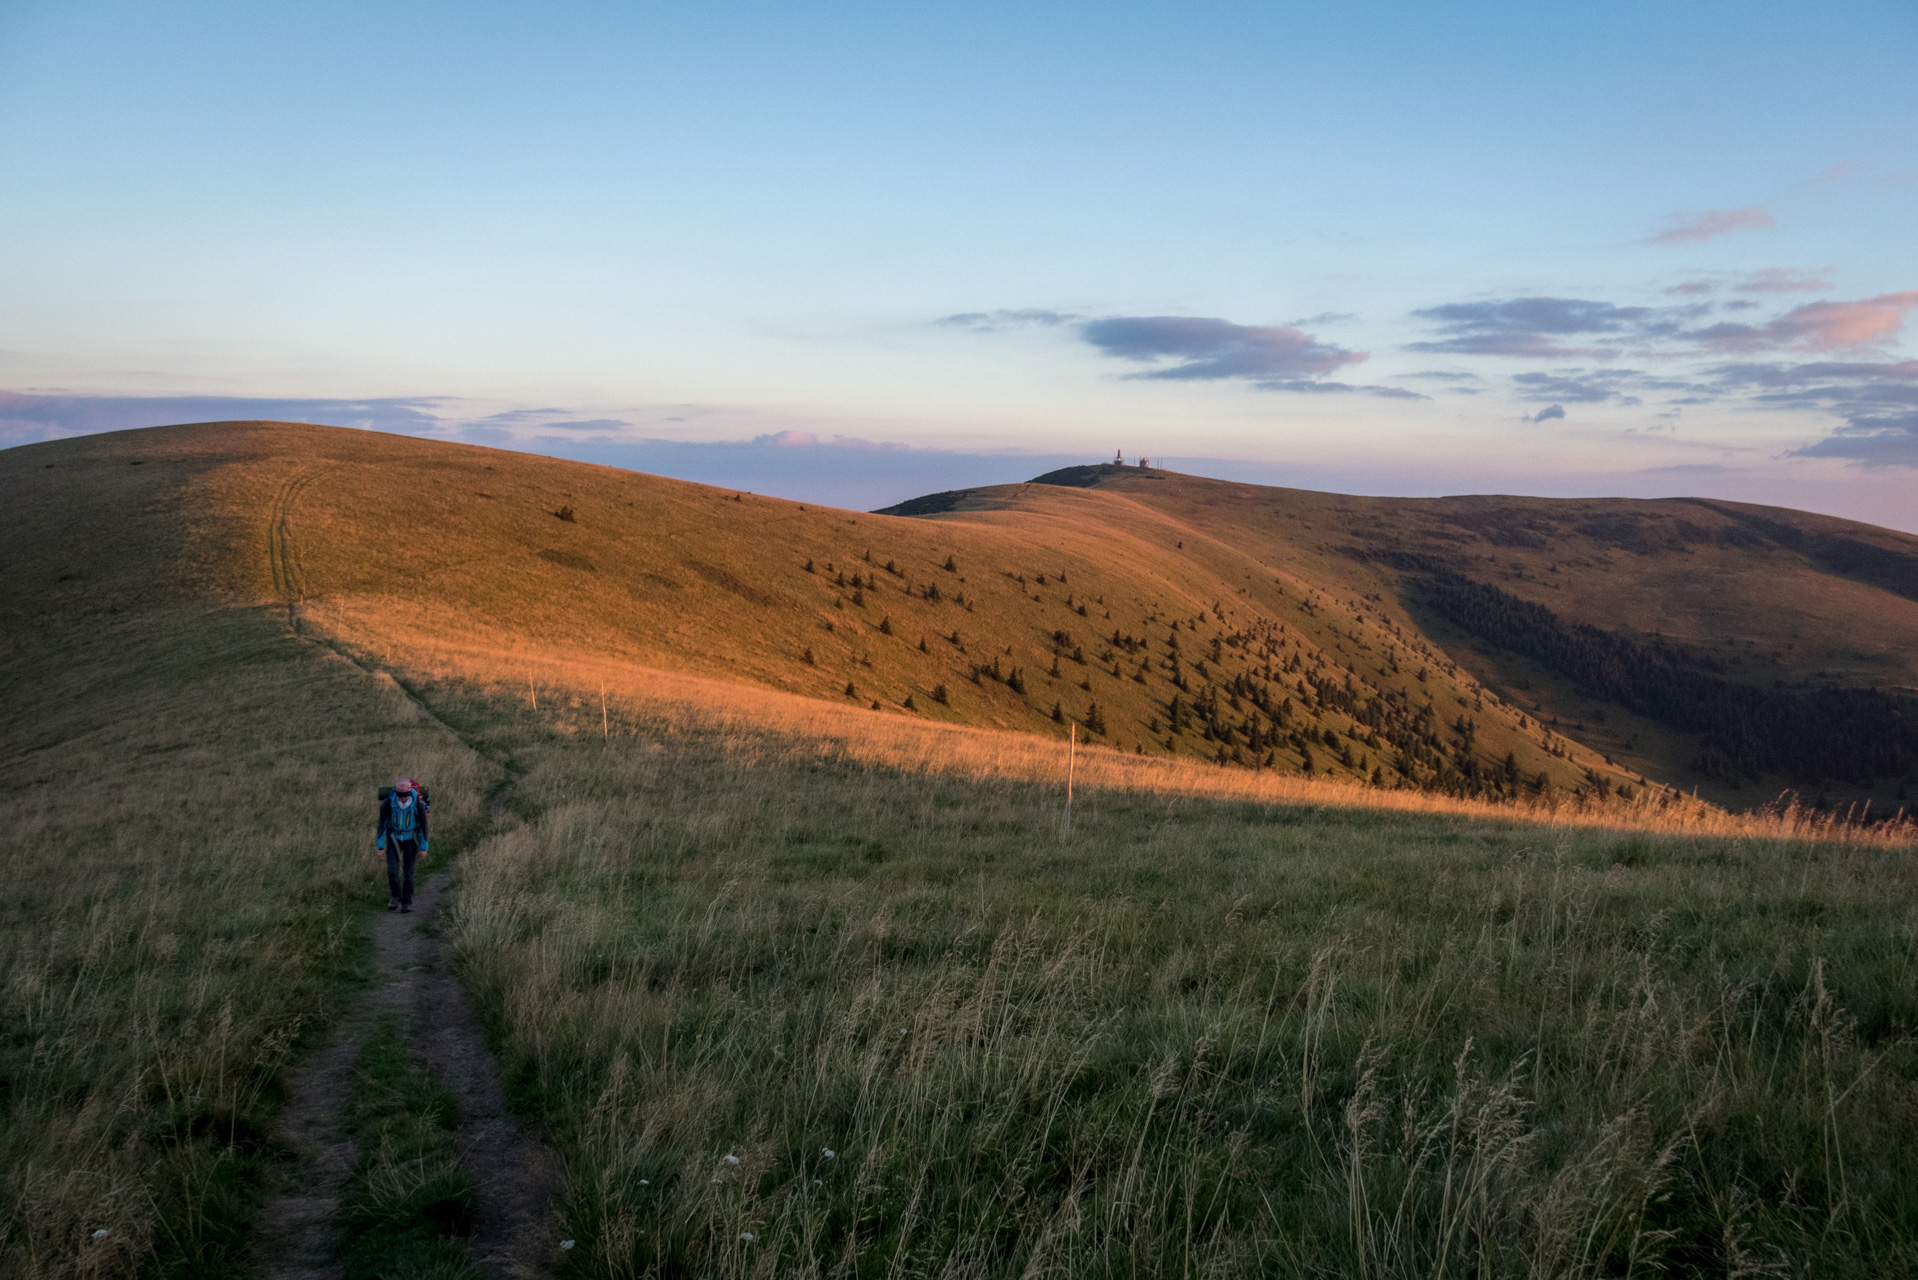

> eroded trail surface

[{"left": 254, "top": 867, "right": 560, "bottom": 1280}]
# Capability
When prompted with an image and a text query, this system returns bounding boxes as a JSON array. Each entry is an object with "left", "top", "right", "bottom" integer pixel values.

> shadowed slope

[{"left": 899, "top": 462, "right": 1918, "bottom": 809}]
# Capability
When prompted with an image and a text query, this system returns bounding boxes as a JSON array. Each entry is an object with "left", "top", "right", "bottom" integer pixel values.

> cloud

[
  {"left": 1256, "top": 379, "right": 1428, "bottom": 400},
  {"left": 466, "top": 407, "right": 637, "bottom": 436},
  {"left": 1706, "top": 360, "right": 1918, "bottom": 468},
  {"left": 1667, "top": 268, "right": 1835, "bottom": 296},
  {"left": 1078, "top": 315, "right": 1371, "bottom": 384},
  {"left": 1526, "top": 404, "right": 1566, "bottom": 423},
  {"left": 750, "top": 429, "right": 909, "bottom": 452},
  {"left": 1407, "top": 297, "right": 1668, "bottom": 358},
  {"left": 0, "top": 391, "right": 448, "bottom": 446},
  {"left": 1713, "top": 359, "right": 1918, "bottom": 390},
  {"left": 1511, "top": 371, "right": 1629, "bottom": 404},
  {"left": 1735, "top": 267, "right": 1835, "bottom": 294},
  {"left": 1646, "top": 206, "right": 1775, "bottom": 245},
  {"left": 946, "top": 308, "right": 1431, "bottom": 396},
  {"left": 1692, "top": 291, "right": 1918, "bottom": 354},
  {"left": 937, "top": 309, "right": 1078, "bottom": 330},
  {"left": 1791, "top": 412, "right": 1918, "bottom": 466},
  {"left": 1510, "top": 367, "right": 1713, "bottom": 406}
]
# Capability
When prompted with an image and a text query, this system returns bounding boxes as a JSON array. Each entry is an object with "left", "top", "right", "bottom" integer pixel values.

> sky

[{"left": 2, "top": 0, "right": 1915, "bottom": 527}]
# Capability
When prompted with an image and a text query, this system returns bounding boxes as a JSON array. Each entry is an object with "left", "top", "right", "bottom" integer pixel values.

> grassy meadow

[
  {"left": 0, "top": 596, "right": 494, "bottom": 1278},
  {"left": 418, "top": 673, "right": 1918, "bottom": 1278},
  {"left": 5, "top": 423, "right": 1916, "bottom": 1278}
]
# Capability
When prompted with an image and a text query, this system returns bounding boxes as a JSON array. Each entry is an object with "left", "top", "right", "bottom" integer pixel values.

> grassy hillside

[
  {"left": 889, "top": 463, "right": 1918, "bottom": 812},
  {"left": 0, "top": 436, "right": 495, "bottom": 1276},
  {"left": 38, "top": 418, "right": 1913, "bottom": 820},
  {"left": 4, "top": 421, "right": 1916, "bottom": 1277}
]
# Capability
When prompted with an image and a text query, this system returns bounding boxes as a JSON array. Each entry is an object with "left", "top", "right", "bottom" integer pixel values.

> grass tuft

[{"left": 338, "top": 1020, "right": 483, "bottom": 1280}]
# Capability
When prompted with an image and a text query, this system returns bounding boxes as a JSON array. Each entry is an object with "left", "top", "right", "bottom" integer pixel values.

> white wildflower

[
  {"left": 91, "top": 1230, "right": 109, "bottom": 1240},
  {"left": 722, "top": 1153, "right": 740, "bottom": 1165},
  {"left": 822, "top": 1148, "right": 836, "bottom": 1159},
  {"left": 560, "top": 1240, "right": 575, "bottom": 1251},
  {"left": 740, "top": 1232, "right": 756, "bottom": 1242}
]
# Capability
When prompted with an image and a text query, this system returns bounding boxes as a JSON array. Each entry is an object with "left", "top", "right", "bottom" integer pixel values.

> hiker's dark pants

[{"left": 385, "top": 837, "right": 419, "bottom": 906}]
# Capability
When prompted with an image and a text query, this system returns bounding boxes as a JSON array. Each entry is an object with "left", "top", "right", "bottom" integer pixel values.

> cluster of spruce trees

[
  {"left": 1422, "top": 571, "right": 1918, "bottom": 786},
  {"left": 1162, "top": 659, "right": 1539, "bottom": 800}
]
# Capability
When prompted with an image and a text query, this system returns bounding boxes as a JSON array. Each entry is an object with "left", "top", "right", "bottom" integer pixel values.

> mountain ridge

[{"left": 7, "top": 421, "right": 1912, "bottom": 816}]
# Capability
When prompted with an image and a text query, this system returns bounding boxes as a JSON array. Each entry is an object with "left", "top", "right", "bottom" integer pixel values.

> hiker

[{"left": 375, "top": 778, "right": 430, "bottom": 913}]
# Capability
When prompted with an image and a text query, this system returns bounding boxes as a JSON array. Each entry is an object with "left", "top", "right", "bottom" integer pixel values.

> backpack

[{"left": 378, "top": 784, "right": 431, "bottom": 809}]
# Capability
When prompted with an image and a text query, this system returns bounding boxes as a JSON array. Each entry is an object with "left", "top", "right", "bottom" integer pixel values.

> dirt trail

[
  {"left": 256, "top": 485, "right": 560, "bottom": 1278},
  {"left": 254, "top": 862, "right": 560, "bottom": 1280}
]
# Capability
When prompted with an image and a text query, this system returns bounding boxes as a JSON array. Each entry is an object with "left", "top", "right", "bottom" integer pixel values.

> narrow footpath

[
  {"left": 253, "top": 861, "right": 561, "bottom": 1280},
  {"left": 256, "top": 481, "right": 562, "bottom": 1278}
]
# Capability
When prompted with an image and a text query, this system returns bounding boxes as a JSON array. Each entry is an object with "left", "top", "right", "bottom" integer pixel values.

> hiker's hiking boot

[
  {"left": 400, "top": 905, "right": 412, "bottom": 914},
  {"left": 387, "top": 899, "right": 399, "bottom": 912}
]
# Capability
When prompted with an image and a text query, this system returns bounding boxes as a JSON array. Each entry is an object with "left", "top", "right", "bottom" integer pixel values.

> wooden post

[
  {"left": 1063, "top": 721, "right": 1076, "bottom": 836},
  {"left": 528, "top": 672, "right": 538, "bottom": 711},
  {"left": 1068, "top": 721, "right": 1076, "bottom": 805},
  {"left": 601, "top": 682, "right": 609, "bottom": 740}
]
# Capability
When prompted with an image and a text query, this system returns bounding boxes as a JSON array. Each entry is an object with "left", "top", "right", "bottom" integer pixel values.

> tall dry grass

[
  {"left": 316, "top": 603, "right": 1914, "bottom": 849},
  {"left": 0, "top": 606, "right": 494, "bottom": 1279},
  {"left": 411, "top": 672, "right": 1918, "bottom": 1278}
]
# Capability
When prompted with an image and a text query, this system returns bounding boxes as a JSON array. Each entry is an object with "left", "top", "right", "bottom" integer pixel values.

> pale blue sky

[{"left": 3, "top": 1, "right": 1914, "bottom": 526}]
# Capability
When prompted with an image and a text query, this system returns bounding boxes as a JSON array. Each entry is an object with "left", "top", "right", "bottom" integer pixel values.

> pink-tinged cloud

[
  {"left": 1735, "top": 267, "right": 1834, "bottom": 293},
  {"left": 1694, "top": 291, "right": 1918, "bottom": 353},
  {"left": 1647, "top": 206, "right": 1775, "bottom": 245}
]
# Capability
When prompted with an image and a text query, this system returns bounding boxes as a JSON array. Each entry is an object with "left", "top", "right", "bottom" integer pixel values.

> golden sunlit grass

[
  {"left": 314, "top": 597, "right": 1915, "bottom": 850},
  {"left": 404, "top": 664, "right": 1918, "bottom": 1277},
  {"left": 181, "top": 419, "right": 1658, "bottom": 806}
]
